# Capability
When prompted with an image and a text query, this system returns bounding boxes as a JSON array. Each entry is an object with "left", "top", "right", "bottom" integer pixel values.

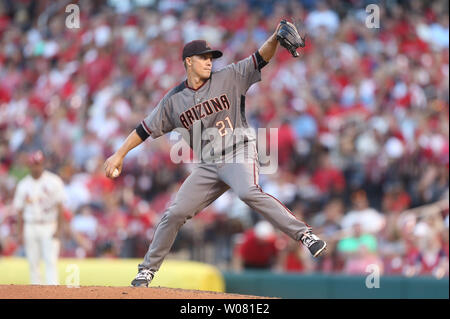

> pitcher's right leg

[{"left": 132, "top": 164, "right": 229, "bottom": 287}]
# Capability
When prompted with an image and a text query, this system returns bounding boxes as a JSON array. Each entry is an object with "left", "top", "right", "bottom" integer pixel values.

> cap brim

[{"left": 197, "top": 50, "right": 223, "bottom": 59}]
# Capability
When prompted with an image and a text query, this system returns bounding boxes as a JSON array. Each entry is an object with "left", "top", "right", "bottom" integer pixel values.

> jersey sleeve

[
  {"left": 137, "top": 99, "right": 175, "bottom": 140},
  {"left": 228, "top": 51, "right": 267, "bottom": 93}
]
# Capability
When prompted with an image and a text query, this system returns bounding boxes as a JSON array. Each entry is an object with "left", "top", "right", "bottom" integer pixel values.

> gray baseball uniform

[{"left": 135, "top": 51, "right": 310, "bottom": 273}]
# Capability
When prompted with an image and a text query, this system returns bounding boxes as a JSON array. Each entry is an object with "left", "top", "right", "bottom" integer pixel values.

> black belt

[{"left": 221, "top": 140, "right": 249, "bottom": 156}]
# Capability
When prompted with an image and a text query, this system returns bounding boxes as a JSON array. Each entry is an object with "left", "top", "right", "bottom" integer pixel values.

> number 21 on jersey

[{"left": 216, "top": 116, "right": 234, "bottom": 136}]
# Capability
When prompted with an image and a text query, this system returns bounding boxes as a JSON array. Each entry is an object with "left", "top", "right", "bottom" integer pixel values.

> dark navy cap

[{"left": 182, "top": 40, "right": 223, "bottom": 60}]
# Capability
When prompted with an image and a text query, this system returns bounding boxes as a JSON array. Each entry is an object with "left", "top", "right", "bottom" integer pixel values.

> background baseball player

[
  {"left": 104, "top": 20, "right": 326, "bottom": 287},
  {"left": 13, "top": 150, "right": 67, "bottom": 285}
]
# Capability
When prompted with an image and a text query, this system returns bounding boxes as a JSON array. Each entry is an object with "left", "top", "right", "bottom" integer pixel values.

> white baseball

[{"left": 112, "top": 168, "right": 120, "bottom": 178}]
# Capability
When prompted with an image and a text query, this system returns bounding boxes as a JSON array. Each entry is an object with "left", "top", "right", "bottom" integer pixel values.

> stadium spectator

[
  {"left": 68, "top": 205, "right": 98, "bottom": 258},
  {"left": 305, "top": 0, "right": 340, "bottom": 36},
  {"left": 337, "top": 223, "right": 384, "bottom": 275},
  {"left": 311, "top": 198, "right": 345, "bottom": 272},
  {"left": 341, "top": 190, "right": 385, "bottom": 234},
  {"left": 233, "top": 221, "right": 280, "bottom": 270}
]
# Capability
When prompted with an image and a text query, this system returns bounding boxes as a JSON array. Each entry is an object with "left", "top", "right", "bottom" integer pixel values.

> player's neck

[
  {"left": 31, "top": 171, "right": 44, "bottom": 180},
  {"left": 186, "top": 73, "right": 207, "bottom": 90}
]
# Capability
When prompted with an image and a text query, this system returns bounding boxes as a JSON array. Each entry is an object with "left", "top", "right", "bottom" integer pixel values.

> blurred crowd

[{"left": 0, "top": 0, "right": 448, "bottom": 278}]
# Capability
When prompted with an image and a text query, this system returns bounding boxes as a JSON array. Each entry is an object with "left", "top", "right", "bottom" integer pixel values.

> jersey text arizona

[{"left": 179, "top": 94, "right": 231, "bottom": 129}]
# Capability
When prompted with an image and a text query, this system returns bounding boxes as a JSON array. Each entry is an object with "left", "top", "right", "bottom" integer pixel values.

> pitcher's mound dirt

[{"left": 0, "top": 285, "right": 275, "bottom": 299}]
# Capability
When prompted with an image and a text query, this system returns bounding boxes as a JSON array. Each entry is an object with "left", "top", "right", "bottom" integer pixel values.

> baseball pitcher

[
  {"left": 13, "top": 150, "right": 66, "bottom": 285},
  {"left": 104, "top": 20, "right": 326, "bottom": 287}
]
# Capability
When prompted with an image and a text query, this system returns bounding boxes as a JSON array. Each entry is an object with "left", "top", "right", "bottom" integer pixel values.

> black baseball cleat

[
  {"left": 131, "top": 268, "right": 154, "bottom": 287},
  {"left": 300, "top": 230, "right": 327, "bottom": 257}
]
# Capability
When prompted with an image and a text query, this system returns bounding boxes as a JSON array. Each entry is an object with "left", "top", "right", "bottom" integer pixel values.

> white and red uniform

[{"left": 13, "top": 170, "right": 67, "bottom": 285}]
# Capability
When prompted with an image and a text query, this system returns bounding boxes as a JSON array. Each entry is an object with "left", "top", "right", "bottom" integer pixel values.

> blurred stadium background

[{"left": 0, "top": 0, "right": 448, "bottom": 297}]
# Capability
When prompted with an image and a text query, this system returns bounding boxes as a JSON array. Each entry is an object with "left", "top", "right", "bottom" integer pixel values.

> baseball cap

[
  {"left": 254, "top": 221, "right": 275, "bottom": 240},
  {"left": 182, "top": 40, "right": 223, "bottom": 60},
  {"left": 28, "top": 150, "right": 45, "bottom": 165}
]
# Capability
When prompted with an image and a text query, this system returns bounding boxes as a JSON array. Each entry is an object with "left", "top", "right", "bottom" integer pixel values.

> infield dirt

[{"left": 0, "top": 285, "right": 275, "bottom": 299}]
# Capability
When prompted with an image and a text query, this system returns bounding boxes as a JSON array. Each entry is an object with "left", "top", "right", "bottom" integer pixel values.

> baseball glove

[{"left": 276, "top": 19, "right": 305, "bottom": 58}]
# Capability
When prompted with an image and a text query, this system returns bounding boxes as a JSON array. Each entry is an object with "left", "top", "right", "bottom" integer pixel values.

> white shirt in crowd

[
  {"left": 341, "top": 207, "right": 386, "bottom": 234},
  {"left": 305, "top": 9, "right": 340, "bottom": 35},
  {"left": 13, "top": 170, "right": 67, "bottom": 224}
]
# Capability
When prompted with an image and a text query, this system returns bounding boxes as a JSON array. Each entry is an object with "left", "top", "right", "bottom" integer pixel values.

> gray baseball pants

[{"left": 138, "top": 142, "right": 310, "bottom": 272}]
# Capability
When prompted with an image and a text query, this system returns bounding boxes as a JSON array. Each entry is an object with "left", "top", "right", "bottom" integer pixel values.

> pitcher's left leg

[
  {"left": 218, "top": 146, "right": 326, "bottom": 257},
  {"left": 219, "top": 160, "right": 308, "bottom": 241}
]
